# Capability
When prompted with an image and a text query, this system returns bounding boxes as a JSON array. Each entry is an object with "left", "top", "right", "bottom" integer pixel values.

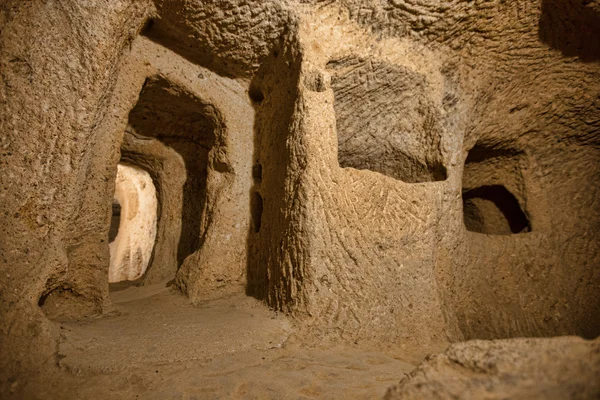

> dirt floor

[{"left": 31, "top": 282, "right": 439, "bottom": 399}]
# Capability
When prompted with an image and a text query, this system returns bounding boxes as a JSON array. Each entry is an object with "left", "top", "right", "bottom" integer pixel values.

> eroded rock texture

[
  {"left": 0, "top": 0, "right": 599, "bottom": 397},
  {"left": 0, "top": 0, "right": 153, "bottom": 383},
  {"left": 385, "top": 336, "right": 600, "bottom": 400},
  {"left": 109, "top": 163, "right": 158, "bottom": 283}
]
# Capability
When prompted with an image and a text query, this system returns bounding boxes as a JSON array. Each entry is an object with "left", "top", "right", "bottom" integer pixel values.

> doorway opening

[
  {"left": 108, "top": 163, "right": 158, "bottom": 284},
  {"left": 108, "top": 74, "right": 224, "bottom": 292}
]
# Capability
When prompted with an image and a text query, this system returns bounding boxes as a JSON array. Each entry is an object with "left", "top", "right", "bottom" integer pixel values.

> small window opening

[{"left": 463, "top": 185, "right": 530, "bottom": 235}]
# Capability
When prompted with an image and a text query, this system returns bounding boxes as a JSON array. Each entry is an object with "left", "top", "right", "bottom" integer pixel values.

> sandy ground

[{"left": 28, "top": 282, "right": 441, "bottom": 399}]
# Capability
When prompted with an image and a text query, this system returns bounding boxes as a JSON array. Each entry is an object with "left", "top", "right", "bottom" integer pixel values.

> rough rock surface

[
  {"left": 119, "top": 130, "right": 186, "bottom": 284},
  {"left": 0, "top": 0, "right": 154, "bottom": 384},
  {"left": 384, "top": 336, "right": 600, "bottom": 400},
  {"left": 0, "top": 0, "right": 599, "bottom": 397},
  {"left": 109, "top": 163, "right": 158, "bottom": 283}
]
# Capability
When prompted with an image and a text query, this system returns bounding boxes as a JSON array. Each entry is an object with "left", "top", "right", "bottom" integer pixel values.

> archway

[{"left": 109, "top": 163, "right": 158, "bottom": 283}]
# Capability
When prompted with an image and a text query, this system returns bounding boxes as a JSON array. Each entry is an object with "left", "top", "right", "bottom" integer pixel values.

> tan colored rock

[
  {"left": 384, "top": 336, "right": 600, "bottom": 400},
  {"left": 119, "top": 129, "right": 186, "bottom": 284},
  {"left": 0, "top": 0, "right": 153, "bottom": 385},
  {"left": 0, "top": 0, "right": 599, "bottom": 396},
  {"left": 109, "top": 163, "right": 158, "bottom": 283}
]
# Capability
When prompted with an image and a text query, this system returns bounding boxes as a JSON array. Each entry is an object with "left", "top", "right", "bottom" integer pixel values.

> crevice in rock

[
  {"left": 251, "top": 191, "right": 263, "bottom": 233},
  {"left": 249, "top": 82, "right": 265, "bottom": 104},
  {"left": 108, "top": 199, "right": 121, "bottom": 244}
]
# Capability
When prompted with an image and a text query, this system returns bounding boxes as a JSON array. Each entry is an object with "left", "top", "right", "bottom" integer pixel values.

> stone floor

[{"left": 46, "top": 283, "right": 426, "bottom": 399}]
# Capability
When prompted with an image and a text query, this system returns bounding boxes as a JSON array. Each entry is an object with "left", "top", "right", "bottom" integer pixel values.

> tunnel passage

[
  {"left": 126, "top": 75, "right": 221, "bottom": 268},
  {"left": 327, "top": 56, "right": 447, "bottom": 183},
  {"left": 109, "top": 164, "right": 158, "bottom": 283},
  {"left": 462, "top": 144, "right": 531, "bottom": 235}
]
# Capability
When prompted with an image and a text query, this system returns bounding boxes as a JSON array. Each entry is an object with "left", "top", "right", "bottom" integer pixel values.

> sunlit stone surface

[{"left": 109, "top": 164, "right": 158, "bottom": 283}]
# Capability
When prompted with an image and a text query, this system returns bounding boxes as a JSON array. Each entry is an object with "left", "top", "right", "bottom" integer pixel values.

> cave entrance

[
  {"left": 108, "top": 74, "right": 222, "bottom": 289},
  {"left": 129, "top": 76, "right": 218, "bottom": 267},
  {"left": 108, "top": 163, "right": 158, "bottom": 284}
]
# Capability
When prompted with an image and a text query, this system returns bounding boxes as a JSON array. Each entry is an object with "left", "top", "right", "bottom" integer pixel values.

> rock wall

[
  {"left": 385, "top": 336, "right": 600, "bottom": 399},
  {"left": 119, "top": 130, "right": 186, "bottom": 284},
  {"left": 1, "top": 0, "right": 599, "bottom": 389},
  {"left": 0, "top": 0, "right": 153, "bottom": 383}
]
